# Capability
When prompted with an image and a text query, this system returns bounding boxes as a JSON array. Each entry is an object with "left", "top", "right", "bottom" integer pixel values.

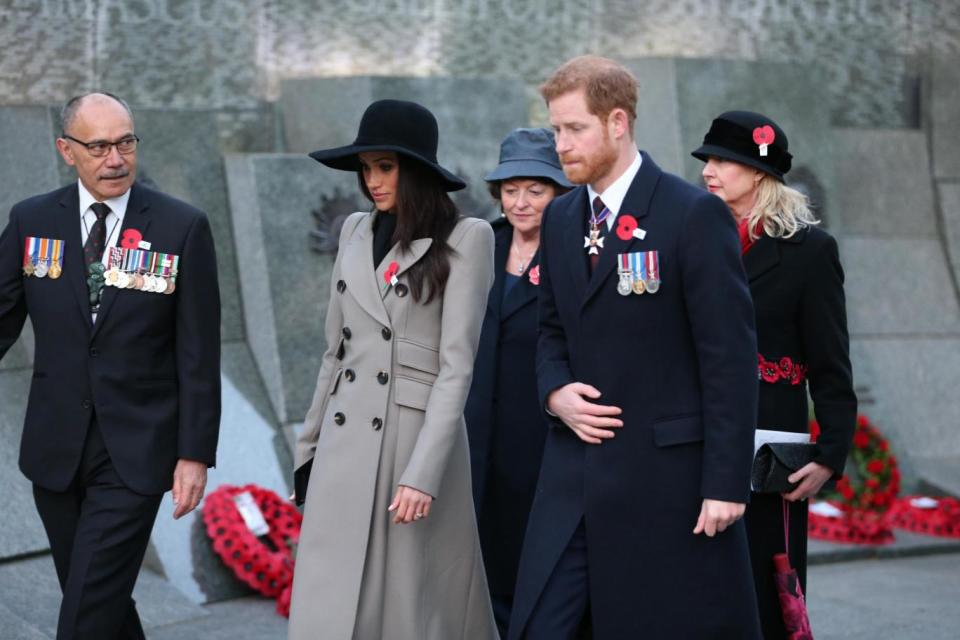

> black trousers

[
  {"left": 33, "top": 420, "right": 162, "bottom": 640},
  {"left": 522, "top": 519, "right": 591, "bottom": 640}
]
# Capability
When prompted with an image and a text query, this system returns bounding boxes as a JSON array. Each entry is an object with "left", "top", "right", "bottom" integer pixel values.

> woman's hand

[
  {"left": 783, "top": 462, "right": 834, "bottom": 502},
  {"left": 388, "top": 485, "right": 433, "bottom": 524}
]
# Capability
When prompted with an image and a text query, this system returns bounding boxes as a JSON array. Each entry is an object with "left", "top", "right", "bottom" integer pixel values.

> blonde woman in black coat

[{"left": 693, "top": 111, "right": 857, "bottom": 640}]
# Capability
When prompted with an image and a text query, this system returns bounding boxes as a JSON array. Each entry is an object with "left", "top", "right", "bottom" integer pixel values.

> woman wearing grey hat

[
  {"left": 289, "top": 99, "right": 498, "bottom": 640},
  {"left": 693, "top": 111, "right": 857, "bottom": 640},
  {"left": 464, "top": 127, "right": 572, "bottom": 637}
]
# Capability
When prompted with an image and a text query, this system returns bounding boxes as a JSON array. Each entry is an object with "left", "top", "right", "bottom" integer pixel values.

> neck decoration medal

[
  {"left": 617, "top": 253, "right": 633, "bottom": 296},
  {"left": 631, "top": 251, "right": 646, "bottom": 295},
  {"left": 645, "top": 250, "right": 661, "bottom": 294},
  {"left": 585, "top": 202, "right": 612, "bottom": 256}
]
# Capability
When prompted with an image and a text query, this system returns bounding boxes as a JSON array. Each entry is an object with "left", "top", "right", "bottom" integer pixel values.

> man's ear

[
  {"left": 55, "top": 138, "right": 76, "bottom": 167},
  {"left": 608, "top": 108, "right": 631, "bottom": 140}
]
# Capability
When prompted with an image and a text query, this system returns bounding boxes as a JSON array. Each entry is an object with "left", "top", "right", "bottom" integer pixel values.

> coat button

[
  {"left": 377, "top": 371, "right": 389, "bottom": 385},
  {"left": 333, "top": 412, "right": 345, "bottom": 426},
  {"left": 81, "top": 399, "right": 92, "bottom": 410},
  {"left": 394, "top": 283, "right": 408, "bottom": 297},
  {"left": 371, "top": 417, "right": 383, "bottom": 431},
  {"left": 344, "top": 369, "right": 356, "bottom": 382},
  {"left": 342, "top": 327, "right": 352, "bottom": 340},
  {"left": 381, "top": 327, "right": 392, "bottom": 340},
  {"left": 336, "top": 280, "right": 346, "bottom": 293},
  {"left": 89, "top": 347, "right": 99, "bottom": 357}
]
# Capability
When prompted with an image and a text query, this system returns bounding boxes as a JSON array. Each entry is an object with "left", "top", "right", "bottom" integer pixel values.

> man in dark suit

[
  {"left": 508, "top": 56, "right": 762, "bottom": 639},
  {"left": 0, "top": 93, "right": 221, "bottom": 639}
]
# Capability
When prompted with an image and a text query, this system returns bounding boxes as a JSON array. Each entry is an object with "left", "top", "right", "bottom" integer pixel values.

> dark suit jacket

[
  {"left": 0, "top": 182, "right": 221, "bottom": 495},
  {"left": 509, "top": 153, "right": 761, "bottom": 639},
  {"left": 464, "top": 218, "right": 547, "bottom": 598}
]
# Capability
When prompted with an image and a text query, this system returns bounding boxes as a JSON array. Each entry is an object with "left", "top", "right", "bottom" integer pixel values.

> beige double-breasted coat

[{"left": 288, "top": 211, "right": 498, "bottom": 640}]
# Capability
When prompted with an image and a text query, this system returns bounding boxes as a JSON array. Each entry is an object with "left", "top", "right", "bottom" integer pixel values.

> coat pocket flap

[
  {"left": 395, "top": 339, "right": 440, "bottom": 375},
  {"left": 652, "top": 414, "right": 704, "bottom": 447},
  {"left": 394, "top": 375, "right": 432, "bottom": 411}
]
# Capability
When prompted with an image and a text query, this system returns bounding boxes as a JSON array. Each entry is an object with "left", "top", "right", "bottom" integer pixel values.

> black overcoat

[
  {"left": 509, "top": 153, "right": 763, "bottom": 639},
  {"left": 743, "top": 227, "right": 856, "bottom": 640},
  {"left": 465, "top": 218, "right": 548, "bottom": 631},
  {"left": 0, "top": 182, "right": 221, "bottom": 495}
]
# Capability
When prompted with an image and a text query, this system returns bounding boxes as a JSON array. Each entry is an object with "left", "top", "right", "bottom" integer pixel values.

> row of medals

[
  {"left": 23, "top": 261, "right": 62, "bottom": 279},
  {"left": 104, "top": 267, "right": 176, "bottom": 294},
  {"left": 617, "top": 271, "right": 660, "bottom": 296}
]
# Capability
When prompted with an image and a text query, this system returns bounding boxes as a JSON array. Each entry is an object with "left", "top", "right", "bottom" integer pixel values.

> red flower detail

[
  {"left": 809, "top": 420, "right": 821, "bottom": 443},
  {"left": 528, "top": 264, "right": 540, "bottom": 286},
  {"left": 865, "top": 478, "right": 880, "bottom": 489},
  {"left": 383, "top": 261, "right": 399, "bottom": 284},
  {"left": 615, "top": 214, "right": 638, "bottom": 241},
  {"left": 867, "top": 460, "right": 885, "bottom": 474},
  {"left": 757, "top": 354, "right": 808, "bottom": 385},
  {"left": 853, "top": 432, "right": 870, "bottom": 449},
  {"left": 120, "top": 228, "right": 143, "bottom": 249},
  {"left": 752, "top": 125, "right": 775, "bottom": 146}
]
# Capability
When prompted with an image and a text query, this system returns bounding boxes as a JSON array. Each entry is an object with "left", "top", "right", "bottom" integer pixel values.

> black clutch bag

[
  {"left": 751, "top": 443, "right": 819, "bottom": 494},
  {"left": 293, "top": 459, "right": 313, "bottom": 507}
]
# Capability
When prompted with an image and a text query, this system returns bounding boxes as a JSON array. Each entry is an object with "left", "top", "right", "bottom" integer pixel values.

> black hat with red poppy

[{"left": 691, "top": 110, "right": 792, "bottom": 182}]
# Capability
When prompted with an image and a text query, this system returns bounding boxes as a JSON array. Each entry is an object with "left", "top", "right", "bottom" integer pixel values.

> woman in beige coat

[{"left": 288, "top": 99, "right": 499, "bottom": 640}]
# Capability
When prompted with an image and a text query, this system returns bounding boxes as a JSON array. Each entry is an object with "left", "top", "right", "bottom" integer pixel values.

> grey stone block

[
  {"left": 940, "top": 182, "right": 960, "bottom": 286},
  {"left": 149, "top": 343, "right": 289, "bottom": 603},
  {"left": 841, "top": 237, "right": 960, "bottom": 335},
  {"left": 832, "top": 129, "right": 937, "bottom": 236},
  {"left": 850, "top": 338, "right": 960, "bottom": 484},
  {"left": 0, "top": 107, "right": 59, "bottom": 372},
  {"left": 278, "top": 76, "right": 529, "bottom": 218},
  {"left": 912, "top": 455, "right": 960, "bottom": 497},
  {"left": 226, "top": 153, "right": 356, "bottom": 424},
  {"left": 148, "top": 597, "right": 287, "bottom": 640},
  {"left": 932, "top": 56, "right": 960, "bottom": 180},
  {"left": 0, "top": 369, "right": 47, "bottom": 560},
  {"left": 625, "top": 58, "right": 683, "bottom": 176}
]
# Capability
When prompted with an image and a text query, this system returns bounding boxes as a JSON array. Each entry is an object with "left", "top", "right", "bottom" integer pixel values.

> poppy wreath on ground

[
  {"left": 888, "top": 496, "right": 960, "bottom": 539},
  {"left": 203, "top": 484, "right": 302, "bottom": 613},
  {"left": 808, "top": 415, "right": 899, "bottom": 544}
]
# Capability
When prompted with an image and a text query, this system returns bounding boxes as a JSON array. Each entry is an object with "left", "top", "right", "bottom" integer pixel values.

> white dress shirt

[
  {"left": 78, "top": 180, "right": 131, "bottom": 320},
  {"left": 587, "top": 151, "right": 643, "bottom": 230}
]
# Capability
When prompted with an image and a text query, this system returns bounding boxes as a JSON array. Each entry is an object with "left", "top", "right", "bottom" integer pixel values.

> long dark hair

[{"left": 358, "top": 155, "right": 459, "bottom": 303}]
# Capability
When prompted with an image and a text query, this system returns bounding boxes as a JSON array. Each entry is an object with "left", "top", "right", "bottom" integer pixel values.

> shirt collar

[
  {"left": 587, "top": 150, "right": 642, "bottom": 218},
  {"left": 77, "top": 179, "right": 131, "bottom": 220}
]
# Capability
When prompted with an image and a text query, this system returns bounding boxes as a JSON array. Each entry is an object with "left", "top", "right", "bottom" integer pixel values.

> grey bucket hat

[{"left": 484, "top": 128, "right": 573, "bottom": 188}]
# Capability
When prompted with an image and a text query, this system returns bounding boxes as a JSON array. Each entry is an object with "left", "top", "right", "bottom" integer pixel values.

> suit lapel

[
  {"left": 56, "top": 184, "right": 93, "bottom": 331},
  {"left": 91, "top": 184, "right": 154, "bottom": 338},
  {"left": 582, "top": 152, "right": 662, "bottom": 307},
  {"left": 485, "top": 222, "right": 511, "bottom": 321},
  {"left": 501, "top": 247, "right": 539, "bottom": 321},
  {"left": 559, "top": 188, "right": 590, "bottom": 300},
  {"left": 743, "top": 234, "right": 779, "bottom": 282},
  {"left": 378, "top": 237, "right": 432, "bottom": 301},
  {"left": 341, "top": 214, "right": 391, "bottom": 327}
]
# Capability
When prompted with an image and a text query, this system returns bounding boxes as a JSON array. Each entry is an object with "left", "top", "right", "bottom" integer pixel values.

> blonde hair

[
  {"left": 745, "top": 174, "right": 819, "bottom": 240},
  {"left": 540, "top": 55, "right": 638, "bottom": 133}
]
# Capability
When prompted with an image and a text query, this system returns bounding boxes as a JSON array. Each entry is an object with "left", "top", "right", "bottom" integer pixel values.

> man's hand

[
  {"left": 388, "top": 485, "right": 433, "bottom": 524},
  {"left": 784, "top": 461, "right": 834, "bottom": 502},
  {"left": 693, "top": 499, "right": 745, "bottom": 537},
  {"left": 546, "top": 382, "right": 623, "bottom": 444},
  {"left": 172, "top": 459, "right": 207, "bottom": 519}
]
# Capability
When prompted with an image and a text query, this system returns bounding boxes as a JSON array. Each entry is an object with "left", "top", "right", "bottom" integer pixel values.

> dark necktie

[
  {"left": 84, "top": 202, "right": 111, "bottom": 268},
  {"left": 589, "top": 196, "right": 609, "bottom": 272}
]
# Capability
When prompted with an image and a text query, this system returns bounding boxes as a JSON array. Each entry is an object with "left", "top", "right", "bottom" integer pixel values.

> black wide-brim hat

[
  {"left": 691, "top": 110, "right": 793, "bottom": 182},
  {"left": 308, "top": 99, "right": 466, "bottom": 192}
]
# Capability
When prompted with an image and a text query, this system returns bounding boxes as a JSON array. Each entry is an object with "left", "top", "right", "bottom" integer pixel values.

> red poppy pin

[
  {"left": 752, "top": 125, "right": 775, "bottom": 157},
  {"left": 120, "top": 228, "right": 143, "bottom": 250},
  {"left": 528, "top": 264, "right": 540, "bottom": 286},
  {"left": 616, "top": 214, "right": 638, "bottom": 241},
  {"left": 383, "top": 261, "right": 399, "bottom": 286}
]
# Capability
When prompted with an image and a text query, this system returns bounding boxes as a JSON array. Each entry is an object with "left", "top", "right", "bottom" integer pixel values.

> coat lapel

[
  {"left": 341, "top": 214, "right": 391, "bottom": 327},
  {"left": 485, "top": 222, "right": 511, "bottom": 321},
  {"left": 55, "top": 184, "right": 93, "bottom": 331},
  {"left": 378, "top": 237, "right": 433, "bottom": 300},
  {"left": 501, "top": 247, "right": 540, "bottom": 321},
  {"left": 743, "top": 234, "right": 780, "bottom": 282},
  {"left": 559, "top": 188, "right": 590, "bottom": 300},
  {"left": 92, "top": 183, "right": 154, "bottom": 337},
  {"left": 582, "top": 152, "right": 662, "bottom": 307}
]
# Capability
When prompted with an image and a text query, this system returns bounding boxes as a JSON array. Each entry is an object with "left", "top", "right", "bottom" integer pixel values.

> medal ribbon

[
  {"left": 631, "top": 251, "right": 646, "bottom": 282},
  {"left": 51, "top": 239, "right": 63, "bottom": 268},
  {"left": 647, "top": 250, "right": 660, "bottom": 282},
  {"left": 23, "top": 237, "right": 34, "bottom": 267},
  {"left": 30, "top": 237, "right": 40, "bottom": 266},
  {"left": 39, "top": 237, "right": 49, "bottom": 266}
]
